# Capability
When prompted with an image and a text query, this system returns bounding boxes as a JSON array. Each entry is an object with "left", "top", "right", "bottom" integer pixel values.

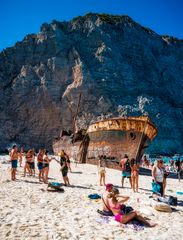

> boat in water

[{"left": 53, "top": 116, "right": 157, "bottom": 170}]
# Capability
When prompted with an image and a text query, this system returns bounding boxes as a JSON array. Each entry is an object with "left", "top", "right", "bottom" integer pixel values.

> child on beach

[
  {"left": 98, "top": 155, "right": 106, "bottom": 186},
  {"left": 10, "top": 145, "right": 19, "bottom": 181}
]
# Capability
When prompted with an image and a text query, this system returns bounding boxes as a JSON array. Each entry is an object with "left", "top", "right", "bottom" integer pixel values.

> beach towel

[
  {"left": 88, "top": 194, "right": 101, "bottom": 200},
  {"left": 95, "top": 217, "right": 144, "bottom": 231}
]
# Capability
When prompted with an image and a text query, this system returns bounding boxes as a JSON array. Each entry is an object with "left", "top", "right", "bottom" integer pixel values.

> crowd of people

[
  {"left": 98, "top": 154, "right": 182, "bottom": 197},
  {"left": 9, "top": 145, "right": 71, "bottom": 185},
  {"left": 8, "top": 146, "right": 183, "bottom": 227}
]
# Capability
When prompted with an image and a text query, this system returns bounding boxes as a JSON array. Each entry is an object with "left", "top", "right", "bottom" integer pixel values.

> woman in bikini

[
  {"left": 30, "top": 149, "right": 36, "bottom": 177},
  {"left": 55, "top": 150, "right": 70, "bottom": 186},
  {"left": 42, "top": 150, "right": 52, "bottom": 184},
  {"left": 108, "top": 188, "right": 156, "bottom": 227},
  {"left": 24, "top": 149, "right": 32, "bottom": 177},
  {"left": 18, "top": 147, "right": 24, "bottom": 167},
  {"left": 37, "top": 149, "right": 44, "bottom": 182},
  {"left": 98, "top": 155, "right": 106, "bottom": 186},
  {"left": 130, "top": 158, "right": 139, "bottom": 192}
]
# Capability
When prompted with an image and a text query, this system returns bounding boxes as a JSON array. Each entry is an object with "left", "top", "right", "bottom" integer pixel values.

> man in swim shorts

[
  {"left": 119, "top": 154, "right": 132, "bottom": 188},
  {"left": 10, "top": 145, "right": 19, "bottom": 181}
]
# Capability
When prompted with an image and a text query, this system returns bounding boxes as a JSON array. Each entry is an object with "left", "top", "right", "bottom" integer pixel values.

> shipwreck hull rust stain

[{"left": 53, "top": 116, "right": 157, "bottom": 170}]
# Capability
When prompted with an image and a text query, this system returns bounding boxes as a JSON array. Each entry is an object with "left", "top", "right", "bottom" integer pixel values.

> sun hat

[{"left": 105, "top": 183, "right": 113, "bottom": 190}]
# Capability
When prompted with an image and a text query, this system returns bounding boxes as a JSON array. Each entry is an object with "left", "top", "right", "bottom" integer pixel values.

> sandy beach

[{"left": 0, "top": 155, "right": 183, "bottom": 240}]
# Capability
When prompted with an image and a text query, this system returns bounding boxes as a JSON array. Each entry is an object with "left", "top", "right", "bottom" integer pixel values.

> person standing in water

[
  {"left": 130, "top": 158, "right": 139, "bottom": 192},
  {"left": 98, "top": 155, "right": 106, "bottom": 186},
  {"left": 10, "top": 145, "right": 19, "bottom": 181},
  {"left": 55, "top": 150, "right": 70, "bottom": 186}
]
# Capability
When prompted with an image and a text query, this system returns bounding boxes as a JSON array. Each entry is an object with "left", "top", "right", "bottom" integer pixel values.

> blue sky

[{"left": 0, "top": 0, "right": 183, "bottom": 51}]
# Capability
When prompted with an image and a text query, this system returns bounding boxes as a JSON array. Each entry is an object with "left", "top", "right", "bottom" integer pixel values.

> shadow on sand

[
  {"left": 66, "top": 184, "right": 94, "bottom": 190},
  {"left": 71, "top": 171, "right": 83, "bottom": 174}
]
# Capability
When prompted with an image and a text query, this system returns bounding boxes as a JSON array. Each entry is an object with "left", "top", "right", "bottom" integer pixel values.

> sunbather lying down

[{"left": 102, "top": 187, "right": 156, "bottom": 227}]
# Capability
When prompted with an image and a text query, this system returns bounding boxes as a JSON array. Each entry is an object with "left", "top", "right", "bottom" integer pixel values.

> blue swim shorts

[
  {"left": 11, "top": 160, "right": 18, "bottom": 169},
  {"left": 122, "top": 171, "right": 131, "bottom": 178},
  {"left": 37, "top": 162, "right": 43, "bottom": 170}
]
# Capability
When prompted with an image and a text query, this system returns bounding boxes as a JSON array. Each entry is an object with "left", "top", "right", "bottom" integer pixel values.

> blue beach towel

[{"left": 88, "top": 194, "right": 101, "bottom": 199}]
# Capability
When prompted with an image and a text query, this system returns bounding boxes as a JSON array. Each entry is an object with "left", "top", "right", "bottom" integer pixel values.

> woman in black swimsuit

[
  {"left": 55, "top": 150, "right": 70, "bottom": 186},
  {"left": 43, "top": 150, "right": 51, "bottom": 184}
]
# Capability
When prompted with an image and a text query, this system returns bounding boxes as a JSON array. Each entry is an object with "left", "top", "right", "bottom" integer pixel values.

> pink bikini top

[{"left": 109, "top": 203, "right": 122, "bottom": 211}]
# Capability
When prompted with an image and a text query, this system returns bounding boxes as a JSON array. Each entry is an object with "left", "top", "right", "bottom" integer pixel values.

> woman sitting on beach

[
  {"left": 152, "top": 159, "right": 164, "bottom": 196},
  {"left": 108, "top": 188, "right": 156, "bottom": 227},
  {"left": 98, "top": 155, "right": 106, "bottom": 186},
  {"left": 43, "top": 150, "right": 52, "bottom": 184},
  {"left": 130, "top": 158, "right": 139, "bottom": 192},
  {"left": 24, "top": 149, "right": 33, "bottom": 177}
]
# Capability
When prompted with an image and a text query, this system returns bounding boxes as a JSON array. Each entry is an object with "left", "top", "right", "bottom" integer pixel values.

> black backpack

[
  {"left": 168, "top": 196, "right": 178, "bottom": 206},
  {"left": 125, "top": 159, "right": 131, "bottom": 172}
]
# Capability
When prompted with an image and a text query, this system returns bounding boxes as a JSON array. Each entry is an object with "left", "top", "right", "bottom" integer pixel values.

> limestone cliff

[{"left": 0, "top": 13, "right": 183, "bottom": 154}]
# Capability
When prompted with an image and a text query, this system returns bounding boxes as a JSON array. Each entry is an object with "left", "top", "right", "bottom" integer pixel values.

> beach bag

[
  {"left": 168, "top": 196, "right": 177, "bottom": 206},
  {"left": 152, "top": 182, "right": 161, "bottom": 194},
  {"left": 88, "top": 194, "right": 101, "bottom": 200}
]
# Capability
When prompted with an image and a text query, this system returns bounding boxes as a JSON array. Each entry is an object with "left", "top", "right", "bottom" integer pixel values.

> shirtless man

[
  {"left": 10, "top": 145, "right": 19, "bottom": 181},
  {"left": 119, "top": 154, "right": 132, "bottom": 188}
]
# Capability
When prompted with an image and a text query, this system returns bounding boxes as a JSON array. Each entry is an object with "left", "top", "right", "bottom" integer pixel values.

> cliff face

[{"left": 0, "top": 13, "right": 183, "bottom": 153}]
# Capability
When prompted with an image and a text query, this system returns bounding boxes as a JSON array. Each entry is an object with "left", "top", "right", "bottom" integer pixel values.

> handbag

[{"left": 152, "top": 182, "right": 161, "bottom": 194}]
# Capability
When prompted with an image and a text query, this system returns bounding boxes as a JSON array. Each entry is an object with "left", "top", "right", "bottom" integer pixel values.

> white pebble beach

[{"left": 0, "top": 155, "right": 183, "bottom": 240}]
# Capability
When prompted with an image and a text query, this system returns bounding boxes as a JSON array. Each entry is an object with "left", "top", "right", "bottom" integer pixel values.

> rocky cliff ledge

[{"left": 0, "top": 13, "right": 183, "bottom": 154}]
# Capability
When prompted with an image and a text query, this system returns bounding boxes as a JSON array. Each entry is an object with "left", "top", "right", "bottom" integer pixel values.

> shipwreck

[{"left": 53, "top": 116, "right": 157, "bottom": 170}]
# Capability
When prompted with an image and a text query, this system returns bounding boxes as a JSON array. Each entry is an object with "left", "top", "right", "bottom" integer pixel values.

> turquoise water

[{"left": 150, "top": 155, "right": 183, "bottom": 164}]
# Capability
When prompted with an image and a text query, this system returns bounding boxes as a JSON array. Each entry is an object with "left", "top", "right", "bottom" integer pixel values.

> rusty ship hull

[{"left": 53, "top": 116, "right": 157, "bottom": 170}]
